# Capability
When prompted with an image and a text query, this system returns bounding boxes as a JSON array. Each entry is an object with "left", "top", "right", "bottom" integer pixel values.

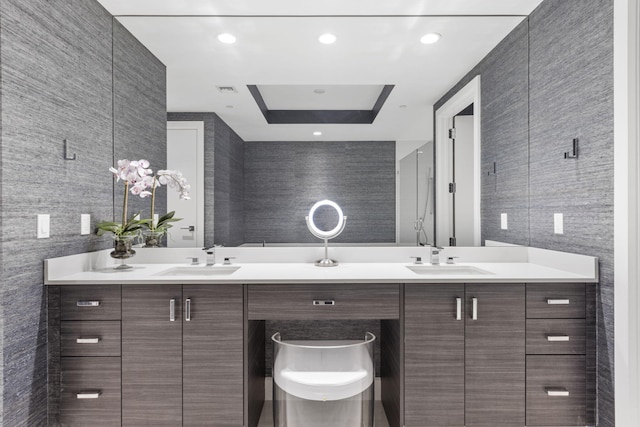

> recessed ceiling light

[
  {"left": 226, "top": 105, "right": 234, "bottom": 109},
  {"left": 218, "top": 33, "right": 237, "bottom": 44},
  {"left": 318, "top": 33, "right": 337, "bottom": 44},
  {"left": 420, "top": 33, "right": 441, "bottom": 44},
  {"left": 399, "top": 105, "right": 408, "bottom": 109},
  {"left": 313, "top": 131, "right": 322, "bottom": 136},
  {"left": 314, "top": 89, "right": 326, "bottom": 94}
]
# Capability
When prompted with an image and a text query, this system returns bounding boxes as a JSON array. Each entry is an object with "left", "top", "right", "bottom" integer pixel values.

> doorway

[
  {"left": 166, "top": 121, "right": 205, "bottom": 248},
  {"left": 435, "top": 76, "right": 481, "bottom": 247}
]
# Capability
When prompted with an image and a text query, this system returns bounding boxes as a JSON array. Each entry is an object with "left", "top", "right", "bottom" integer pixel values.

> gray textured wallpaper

[
  {"left": 244, "top": 141, "right": 396, "bottom": 244},
  {"left": 1, "top": 1, "right": 167, "bottom": 425},
  {"left": 435, "top": 0, "right": 614, "bottom": 424}
]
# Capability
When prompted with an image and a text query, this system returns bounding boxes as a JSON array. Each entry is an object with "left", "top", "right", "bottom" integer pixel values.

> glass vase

[
  {"left": 143, "top": 230, "right": 164, "bottom": 248},
  {"left": 110, "top": 235, "right": 136, "bottom": 269}
]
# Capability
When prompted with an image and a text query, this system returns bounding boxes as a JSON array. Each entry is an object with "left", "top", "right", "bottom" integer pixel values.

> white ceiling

[{"left": 98, "top": 0, "right": 544, "bottom": 142}]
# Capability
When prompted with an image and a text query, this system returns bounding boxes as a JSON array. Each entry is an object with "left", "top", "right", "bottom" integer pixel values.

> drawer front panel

[
  {"left": 60, "top": 357, "right": 121, "bottom": 426},
  {"left": 526, "top": 319, "right": 585, "bottom": 355},
  {"left": 247, "top": 284, "right": 400, "bottom": 320},
  {"left": 61, "top": 285, "right": 121, "bottom": 320},
  {"left": 61, "top": 321, "right": 121, "bottom": 357},
  {"left": 526, "top": 283, "right": 585, "bottom": 319},
  {"left": 526, "top": 355, "right": 586, "bottom": 426}
]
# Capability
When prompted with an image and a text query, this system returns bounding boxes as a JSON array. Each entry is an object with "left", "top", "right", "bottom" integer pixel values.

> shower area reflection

[{"left": 397, "top": 141, "right": 434, "bottom": 246}]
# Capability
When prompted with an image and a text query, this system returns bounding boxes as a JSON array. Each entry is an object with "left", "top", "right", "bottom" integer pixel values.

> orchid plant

[
  {"left": 97, "top": 159, "right": 153, "bottom": 238},
  {"left": 146, "top": 169, "right": 191, "bottom": 235}
]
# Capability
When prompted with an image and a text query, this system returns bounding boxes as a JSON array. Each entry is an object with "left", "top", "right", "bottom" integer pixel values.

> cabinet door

[
  {"left": 183, "top": 285, "right": 244, "bottom": 426},
  {"left": 405, "top": 284, "right": 465, "bottom": 426},
  {"left": 465, "top": 284, "right": 525, "bottom": 426},
  {"left": 122, "top": 285, "right": 183, "bottom": 426}
]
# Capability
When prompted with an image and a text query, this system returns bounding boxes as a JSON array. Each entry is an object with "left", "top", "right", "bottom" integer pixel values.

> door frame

[
  {"left": 435, "top": 75, "right": 481, "bottom": 247},
  {"left": 167, "top": 121, "right": 205, "bottom": 248}
]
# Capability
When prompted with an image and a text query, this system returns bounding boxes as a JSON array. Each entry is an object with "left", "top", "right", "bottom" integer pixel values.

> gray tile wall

[
  {"left": 435, "top": 0, "right": 614, "bottom": 424},
  {"left": 167, "top": 113, "right": 245, "bottom": 247},
  {"left": 0, "top": 1, "right": 166, "bottom": 425},
  {"left": 244, "top": 141, "right": 396, "bottom": 244}
]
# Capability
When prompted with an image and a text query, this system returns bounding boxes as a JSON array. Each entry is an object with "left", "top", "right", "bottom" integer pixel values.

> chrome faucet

[
  {"left": 430, "top": 246, "right": 444, "bottom": 265},
  {"left": 202, "top": 247, "right": 216, "bottom": 266}
]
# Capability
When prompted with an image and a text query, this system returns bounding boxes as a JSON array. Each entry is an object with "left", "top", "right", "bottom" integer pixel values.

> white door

[
  {"left": 451, "top": 115, "right": 475, "bottom": 246},
  {"left": 166, "top": 121, "right": 204, "bottom": 248}
]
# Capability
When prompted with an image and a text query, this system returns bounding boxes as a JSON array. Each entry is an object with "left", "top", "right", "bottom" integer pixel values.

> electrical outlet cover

[
  {"left": 554, "top": 213, "right": 564, "bottom": 234},
  {"left": 500, "top": 213, "right": 508, "bottom": 230},
  {"left": 81, "top": 214, "right": 91, "bottom": 235},
  {"left": 37, "top": 214, "right": 50, "bottom": 238}
]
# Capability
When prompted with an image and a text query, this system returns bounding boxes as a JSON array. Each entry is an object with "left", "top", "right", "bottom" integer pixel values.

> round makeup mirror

[{"left": 305, "top": 200, "right": 347, "bottom": 267}]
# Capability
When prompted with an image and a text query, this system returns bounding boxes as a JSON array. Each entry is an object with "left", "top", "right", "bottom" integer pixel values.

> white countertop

[{"left": 44, "top": 246, "right": 599, "bottom": 285}]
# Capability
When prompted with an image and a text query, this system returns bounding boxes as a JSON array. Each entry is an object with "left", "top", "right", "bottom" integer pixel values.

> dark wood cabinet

[
  {"left": 465, "top": 284, "right": 526, "bottom": 426},
  {"left": 122, "top": 285, "right": 183, "bottom": 426},
  {"left": 121, "top": 284, "right": 244, "bottom": 427},
  {"left": 405, "top": 284, "right": 465, "bottom": 426},
  {"left": 404, "top": 283, "right": 525, "bottom": 427},
  {"left": 183, "top": 285, "right": 244, "bottom": 426}
]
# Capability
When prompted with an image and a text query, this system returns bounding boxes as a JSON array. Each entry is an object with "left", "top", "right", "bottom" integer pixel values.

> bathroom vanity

[{"left": 45, "top": 246, "right": 597, "bottom": 427}]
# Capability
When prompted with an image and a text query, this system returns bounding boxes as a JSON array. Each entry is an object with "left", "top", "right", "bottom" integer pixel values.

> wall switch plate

[
  {"left": 153, "top": 213, "right": 159, "bottom": 227},
  {"left": 500, "top": 213, "right": 508, "bottom": 230},
  {"left": 81, "top": 214, "right": 91, "bottom": 235},
  {"left": 37, "top": 214, "right": 50, "bottom": 238},
  {"left": 554, "top": 213, "right": 564, "bottom": 234}
]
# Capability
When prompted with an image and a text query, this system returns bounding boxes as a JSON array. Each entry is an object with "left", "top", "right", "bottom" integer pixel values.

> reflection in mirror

[
  {"left": 111, "top": 11, "right": 533, "bottom": 247},
  {"left": 398, "top": 142, "right": 434, "bottom": 246}
]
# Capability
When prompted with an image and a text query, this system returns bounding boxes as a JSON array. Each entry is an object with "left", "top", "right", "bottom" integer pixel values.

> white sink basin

[
  {"left": 406, "top": 265, "right": 493, "bottom": 275},
  {"left": 158, "top": 266, "right": 240, "bottom": 276}
]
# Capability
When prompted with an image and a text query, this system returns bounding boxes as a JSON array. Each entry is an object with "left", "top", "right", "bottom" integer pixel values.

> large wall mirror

[{"left": 105, "top": 1, "right": 541, "bottom": 247}]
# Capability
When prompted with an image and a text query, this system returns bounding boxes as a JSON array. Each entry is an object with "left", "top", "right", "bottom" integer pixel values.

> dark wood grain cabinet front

[
  {"left": 60, "top": 355, "right": 121, "bottom": 426},
  {"left": 121, "top": 284, "right": 244, "bottom": 427},
  {"left": 247, "top": 283, "right": 400, "bottom": 320},
  {"left": 404, "top": 283, "right": 525, "bottom": 427},
  {"left": 525, "top": 284, "right": 588, "bottom": 426}
]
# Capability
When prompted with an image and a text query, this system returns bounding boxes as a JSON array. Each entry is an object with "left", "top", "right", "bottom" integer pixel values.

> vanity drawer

[
  {"left": 526, "top": 355, "right": 586, "bottom": 426},
  {"left": 61, "top": 321, "right": 121, "bottom": 357},
  {"left": 61, "top": 285, "right": 121, "bottom": 321},
  {"left": 526, "top": 283, "right": 585, "bottom": 319},
  {"left": 247, "top": 284, "right": 400, "bottom": 320},
  {"left": 526, "top": 319, "right": 585, "bottom": 355},
  {"left": 60, "top": 357, "right": 121, "bottom": 426}
]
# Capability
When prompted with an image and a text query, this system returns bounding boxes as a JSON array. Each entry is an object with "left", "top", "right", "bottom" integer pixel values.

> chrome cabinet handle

[
  {"left": 77, "top": 391, "right": 102, "bottom": 399},
  {"left": 456, "top": 298, "right": 462, "bottom": 320},
  {"left": 170, "top": 298, "right": 176, "bottom": 322},
  {"left": 547, "top": 334, "right": 570, "bottom": 342},
  {"left": 547, "top": 298, "right": 570, "bottom": 305},
  {"left": 546, "top": 388, "right": 570, "bottom": 397},
  {"left": 313, "top": 300, "right": 335, "bottom": 306},
  {"left": 185, "top": 298, "right": 191, "bottom": 322},
  {"left": 472, "top": 297, "right": 478, "bottom": 320},
  {"left": 76, "top": 337, "right": 101, "bottom": 344},
  {"left": 76, "top": 301, "right": 100, "bottom": 307}
]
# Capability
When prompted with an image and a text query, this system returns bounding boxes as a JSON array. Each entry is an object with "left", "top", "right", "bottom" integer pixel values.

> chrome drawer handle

[
  {"left": 185, "top": 298, "right": 191, "bottom": 322},
  {"left": 76, "top": 301, "right": 100, "bottom": 307},
  {"left": 546, "top": 388, "right": 570, "bottom": 397},
  {"left": 170, "top": 298, "right": 176, "bottom": 322},
  {"left": 77, "top": 391, "right": 102, "bottom": 399},
  {"left": 76, "top": 337, "right": 101, "bottom": 344},
  {"left": 313, "top": 300, "right": 335, "bottom": 306},
  {"left": 547, "top": 298, "right": 570, "bottom": 305},
  {"left": 472, "top": 297, "right": 478, "bottom": 320},
  {"left": 547, "top": 334, "right": 570, "bottom": 342},
  {"left": 456, "top": 298, "right": 462, "bottom": 321}
]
